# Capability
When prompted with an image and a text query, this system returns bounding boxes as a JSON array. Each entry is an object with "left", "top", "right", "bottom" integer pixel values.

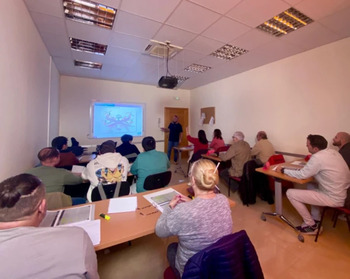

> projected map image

[{"left": 93, "top": 103, "right": 143, "bottom": 138}]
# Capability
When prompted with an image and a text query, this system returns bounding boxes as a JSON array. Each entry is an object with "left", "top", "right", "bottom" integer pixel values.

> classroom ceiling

[{"left": 24, "top": 0, "right": 350, "bottom": 90}]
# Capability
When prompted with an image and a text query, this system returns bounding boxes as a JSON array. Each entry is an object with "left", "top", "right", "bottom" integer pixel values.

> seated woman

[
  {"left": 186, "top": 128, "right": 209, "bottom": 154},
  {"left": 155, "top": 159, "right": 233, "bottom": 278},
  {"left": 209, "top": 128, "right": 225, "bottom": 152},
  {"left": 116, "top": 134, "right": 140, "bottom": 163}
]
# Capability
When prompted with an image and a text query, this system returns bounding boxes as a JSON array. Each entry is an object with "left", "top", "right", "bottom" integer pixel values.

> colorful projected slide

[{"left": 92, "top": 102, "right": 144, "bottom": 138}]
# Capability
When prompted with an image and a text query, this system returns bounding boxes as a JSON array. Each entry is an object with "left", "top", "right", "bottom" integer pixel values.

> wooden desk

[
  {"left": 201, "top": 154, "right": 222, "bottom": 162},
  {"left": 173, "top": 146, "right": 194, "bottom": 177},
  {"left": 256, "top": 161, "right": 313, "bottom": 242},
  {"left": 93, "top": 183, "right": 234, "bottom": 251}
]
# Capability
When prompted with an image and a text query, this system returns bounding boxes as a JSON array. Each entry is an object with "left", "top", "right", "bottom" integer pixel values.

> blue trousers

[{"left": 167, "top": 141, "right": 179, "bottom": 162}]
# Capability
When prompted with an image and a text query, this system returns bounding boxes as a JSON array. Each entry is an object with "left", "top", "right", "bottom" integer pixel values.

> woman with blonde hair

[{"left": 155, "top": 159, "right": 232, "bottom": 278}]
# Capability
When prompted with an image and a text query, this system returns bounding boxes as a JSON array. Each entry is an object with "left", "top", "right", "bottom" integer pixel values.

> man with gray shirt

[{"left": 0, "top": 173, "right": 99, "bottom": 278}]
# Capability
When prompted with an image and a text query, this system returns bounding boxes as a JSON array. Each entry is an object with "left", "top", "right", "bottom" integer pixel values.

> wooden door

[{"left": 164, "top": 107, "right": 189, "bottom": 159}]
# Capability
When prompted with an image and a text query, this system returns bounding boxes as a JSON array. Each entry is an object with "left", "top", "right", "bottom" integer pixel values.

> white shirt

[{"left": 285, "top": 149, "right": 350, "bottom": 205}]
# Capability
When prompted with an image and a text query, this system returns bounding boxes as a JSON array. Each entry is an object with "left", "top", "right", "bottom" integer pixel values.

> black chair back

[
  {"left": 91, "top": 182, "right": 130, "bottom": 201},
  {"left": 143, "top": 171, "right": 172, "bottom": 191}
]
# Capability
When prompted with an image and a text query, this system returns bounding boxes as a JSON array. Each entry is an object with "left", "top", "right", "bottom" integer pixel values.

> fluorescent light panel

[
  {"left": 211, "top": 44, "right": 248, "bottom": 61},
  {"left": 63, "top": 0, "right": 116, "bottom": 29},
  {"left": 257, "top": 7, "right": 313, "bottom": 37},
  {"left": 70, "top": 37, "right": 107, "bottom": 55},
  {"left": 184, "top": 64, "right": 211, "bottom": 74},
  {"left": 74, "top": 60, "right": 102, "bottom": 69}
]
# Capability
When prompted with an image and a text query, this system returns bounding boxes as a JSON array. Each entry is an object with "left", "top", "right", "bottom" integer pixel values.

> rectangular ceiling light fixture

[
  {"left": 257, "top": 7, "right": 313, "bottom": 37},
  {"left": 63, "top": 0, "right": 117, "bottom": 29},
  {"left": 175, "top": 75, "right": 190, "bottom": 86},
  {"left": 70, "top": 37, "right": 107, "bottom": 55},
  {"left": 184, "top": 64, "right": 211, "bottom": 74},
  {"left": 211, "top": 44, "right": 248, "bottom": 60},
  {"left": 74, "top": 60, "right": 102, "bottom": 70}
]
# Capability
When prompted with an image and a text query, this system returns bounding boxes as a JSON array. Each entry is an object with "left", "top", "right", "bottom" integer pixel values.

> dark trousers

[{"left": 167, "top": 242, "right": 181, "bottom": 279}]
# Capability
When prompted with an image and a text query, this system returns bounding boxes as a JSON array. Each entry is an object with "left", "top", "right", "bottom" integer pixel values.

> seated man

[
  {"left": 52, "top": 136, "right": 79, "bottom": 167},
  {"left": 219, "top": 131, "right": 251, "bottom": 189},
  {"left": 130, "top": 136, "right": 170, "bottom": 193},
  {"left": 116, "top": 134, "right": 140, "bottom": 163},
  {"left": 26, "top": 147, "right": 83, "bottom": 194},
  {"left": 332, "top": 131, "right": 350, "bottom": 168},
  {"left": 277, "top": 134, "right": 350, "bottom": 235},
  {"left": 250, "top": 131, "right": 275, "bottom": 165},
  {"left": 0, "top": 174, "right": 99, "bottom": 278},
  {"left": 82, "top": 140, "right": 129, "bottom": 202}
]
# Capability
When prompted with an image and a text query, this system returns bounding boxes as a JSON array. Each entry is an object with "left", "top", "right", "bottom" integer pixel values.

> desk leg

[
  {"left": 174, "top": 150, "right": 187, "bottom": 177},
  {"left": 261, "top": 179, "right": 304, "bottom": 243}
]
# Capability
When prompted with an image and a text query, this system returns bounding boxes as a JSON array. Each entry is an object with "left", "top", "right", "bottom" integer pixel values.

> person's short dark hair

[
  {"left": 0, "top": 174, "right": 45, "bottom": 222},
  {"left": 38, "top": 147, "right": 60, "bottom": 162},
  {"left": 142, "top": 136, "right": 156, "bottom": 151},
  {"left": 99, "top": 140, "right": 116, "bottom": 154},
  {"left": 51, "top": 136, "right": 68, "bottom": 151},
  {"left": 121, "top": 134, "right": 133, "bottom": 143},
  {"left": 307, "top": 134, "right": 328, "bottom": 150},
  {"left": 258, "top": 131, "right": 268, "bottom": 140}
]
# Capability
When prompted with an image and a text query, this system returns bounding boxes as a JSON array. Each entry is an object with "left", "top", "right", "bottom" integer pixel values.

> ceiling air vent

[{"left": 144, "top": 40, "right": 182, "bottom": 59}]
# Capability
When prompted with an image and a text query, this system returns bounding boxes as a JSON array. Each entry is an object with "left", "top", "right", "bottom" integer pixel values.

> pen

[{"left": 99, "top": 213, "right": 110, "bottom": 220}]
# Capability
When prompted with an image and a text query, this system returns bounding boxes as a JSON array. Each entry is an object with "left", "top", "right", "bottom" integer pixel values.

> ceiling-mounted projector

[
  {"left": 157, "top": 41, "right": 179, "bottom": 89},
  {"left": 158, "top": 76, "right": 178, "bottom": 89}
]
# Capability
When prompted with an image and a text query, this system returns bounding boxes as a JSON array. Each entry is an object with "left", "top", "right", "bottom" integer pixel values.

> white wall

[
  {"left": 0, "top": 1, "right": 60, "bottom": 180},
  {"left": 59, "top": 76, "right": 190, "bottom": 151},
  {"left": 190, "top": 38, "right": 350, "bottom": 155}
]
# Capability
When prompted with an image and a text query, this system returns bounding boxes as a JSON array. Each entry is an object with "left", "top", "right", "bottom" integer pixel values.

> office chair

[
  {"left": 143, "top": 171, "right": 172, "bottom": 191},
  {"left": 91, "top": 181, "right": 130, "bottom": 201},
  {"left": 64, "top": 182, "right": 90, "bottom": 198},
  {"left": 164, "top": 230, "right": 264, "bottom": 279},
  {"left": 315, "top": 187, "right": 350, "bottom": 242}
]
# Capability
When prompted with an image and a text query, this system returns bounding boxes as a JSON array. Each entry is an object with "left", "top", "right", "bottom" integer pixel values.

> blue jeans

[{"left": 167, "top": 141, "right": 179, "bottom": 162}]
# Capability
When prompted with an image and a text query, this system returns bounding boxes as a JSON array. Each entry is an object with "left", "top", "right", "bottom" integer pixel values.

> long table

[
  {"left": 256, "top": 161, "right": 313, "bottom": 242},
  {"left": 173, "top": 146, "right": 193, "bottom": 177},
  {"left": 93, "top": 183, "right": 235, "bottom": 251}
]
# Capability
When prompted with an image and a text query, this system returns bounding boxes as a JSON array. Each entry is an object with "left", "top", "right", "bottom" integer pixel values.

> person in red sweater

[{"left": 186, "top": 128, "right": 209, "bottom": 153}]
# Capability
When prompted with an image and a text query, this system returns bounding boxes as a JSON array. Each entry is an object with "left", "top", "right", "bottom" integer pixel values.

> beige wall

[
  {"left": 190, "top": 37, "right": 350, "bottom": 156},
  {"left": 0, "top": 1, "right": 60, "bottom": 180},
  {"left": 59, "top": 76, "right": 190, "bottom": 151}
]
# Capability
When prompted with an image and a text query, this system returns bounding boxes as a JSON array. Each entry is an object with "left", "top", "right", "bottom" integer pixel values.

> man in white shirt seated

[
  {"left": 277, "top": 134, "right": 350, "bottom": 235},
  {"left": 82, "top": 140, "right": 129, "bottom": 202},
  {"left": 0, "top": 173, "right": 99, "bottom": 279}
]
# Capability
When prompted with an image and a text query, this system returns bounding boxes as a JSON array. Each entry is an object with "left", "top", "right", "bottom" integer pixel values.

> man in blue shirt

[
  {"left": 130, "top": 137, "right": 170, "bottom": 193},
  {"left": 161, "top": 115, "right": 183, "bottom": 163}
]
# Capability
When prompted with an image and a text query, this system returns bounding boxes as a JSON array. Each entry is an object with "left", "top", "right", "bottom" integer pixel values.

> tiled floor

[{"left": 97, "top": 161, "right": 350, "bottom": 279}]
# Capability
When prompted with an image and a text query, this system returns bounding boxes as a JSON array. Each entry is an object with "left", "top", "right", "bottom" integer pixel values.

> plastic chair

[
  {"left": 91, "top": 182, "right": 130, "bottom": 201},
  {"left": 215, "top": 145, "right": 230, "bottom": 155},
  {"left": 64, "top": 182, "right": 90, "bottom": 198},
  {"left": 143, "top": 171, "right": 172, "bottom": 191},
  {"left": 315, "top": 188, "right": 350, "bottom": 242}
]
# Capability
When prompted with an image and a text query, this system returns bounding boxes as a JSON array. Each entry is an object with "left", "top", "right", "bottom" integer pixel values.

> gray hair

[{"left": 233, "top": 131, "right": 244, "bottom": 141}]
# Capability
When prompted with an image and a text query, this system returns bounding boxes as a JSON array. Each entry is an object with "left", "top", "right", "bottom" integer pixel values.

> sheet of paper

[
  {"left": 108, "top": 196, "right": 137, "bottom": 213},
  {"left": 71, "top": 165, "right": 86, "bottom": 174},
  {"left": 291, "top": 161, "right": 306, "bottom": 166},
  {"left": 65, "top": 219, "right": 101, "bottom": 246},
  {"left": 143, "top": 188, "right": 181, "bottom": 213}
]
